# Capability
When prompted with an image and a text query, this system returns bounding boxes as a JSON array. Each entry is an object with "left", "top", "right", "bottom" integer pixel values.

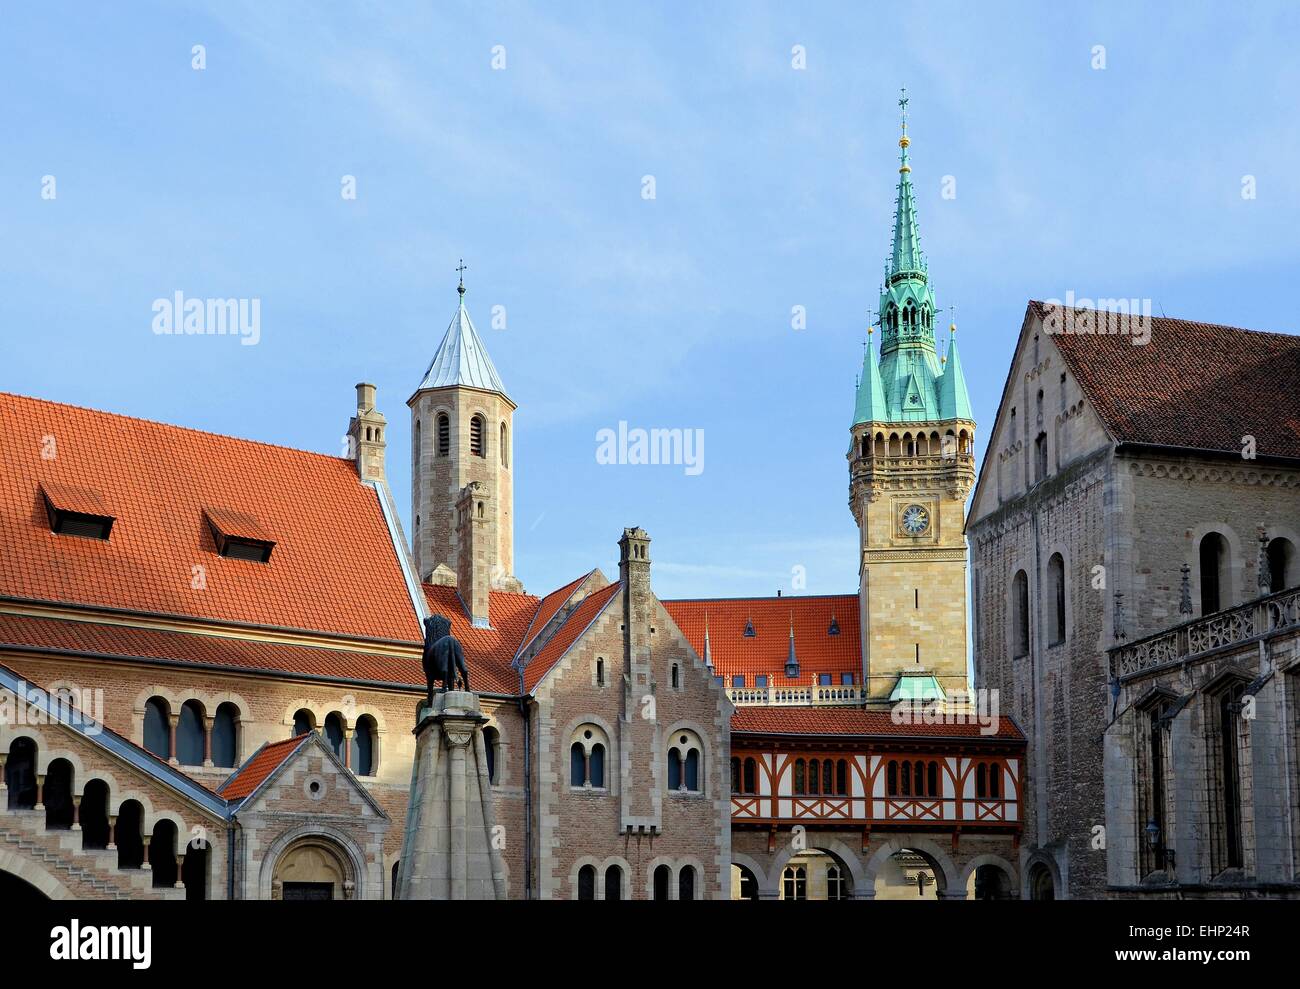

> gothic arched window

[
  {"left": 470, "top": 415, "right": 486, "bottom": 458},
  {"left": 143, "top": 697, "right": 170, "bottom": 760},
  {"left": 436, "top": 413, "right": 450, "bottom": 457},
  {"left": 1268, "top": 537, "right": 1294, "bottom": 592},
  {"left": 1200, "top": 532, "right": 1228, "bottom": 614},
  {"left": 351, "top": 715, "right": 377, "bottom": 776},
  {"left": 1048, "top": 553, "right": 1066, "bottom": 645},
  {"left": 176, "top": 699, "right": 205, "bottom": 766},
  {"left": 1011, "top": 570, "right": 1030, "bottom": 658},
  {"left": 212, "top": 702, "right": 239, "bottom": 769}
]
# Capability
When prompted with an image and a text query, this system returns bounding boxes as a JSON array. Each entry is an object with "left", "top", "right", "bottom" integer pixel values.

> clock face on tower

[{"left": 900, "top": 503, "right": 930, "bottom": 536}]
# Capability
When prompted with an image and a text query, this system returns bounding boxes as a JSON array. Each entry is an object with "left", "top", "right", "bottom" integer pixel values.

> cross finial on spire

[
  {"left": 898, "top": 86, "right": 909, "bottom": 133},
  {"left": 456, "top": 258, "right": 468, "bottom": 298}
]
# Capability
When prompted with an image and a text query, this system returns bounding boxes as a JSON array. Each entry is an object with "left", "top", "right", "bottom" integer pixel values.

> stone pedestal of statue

[{"left": 396, "top": 690, "right": 508, "bottom": 899}]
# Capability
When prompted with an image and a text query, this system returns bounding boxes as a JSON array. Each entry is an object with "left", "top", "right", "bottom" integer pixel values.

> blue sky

[{"left": 3, "top": 1, "right": 1299, "bottom": 600}]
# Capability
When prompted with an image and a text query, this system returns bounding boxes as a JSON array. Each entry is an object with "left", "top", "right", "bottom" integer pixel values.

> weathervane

[{"left": 898, "top": 86, "right": 909, "bottom": 132}]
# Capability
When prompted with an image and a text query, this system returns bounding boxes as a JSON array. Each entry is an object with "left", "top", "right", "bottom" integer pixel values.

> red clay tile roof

[
  {"left": 516, "top": 570, "right": 596, "bottom": 658},
  {"left": 731, "top": 705, "right": 1024, "bottom": 741},
  {"left": 663, "top": 595, "right": 860, "bottom": 684},
  {"left": 422, "top": 584, "right": 540, "bottom": 693},
  {"left": 520, "top": 581, "right": 621, "bottom": 692},
  {"left": 1030, "top": 301, "right": 1300, "bottom": 460},
  {"left": 0, "top": 392, "right": 421, "bottom": 642},
  {"left": 39, "top": 481, "right": 113, "bottom": 517},
  {"left": 203, "top": 505, "right": 275, "bottom": 545},
  {"left": 218, "top": 735, "right": 309, "bottom": 801},
  {"left": 0, "top": 613, "right": 428, "bottom": 688}
]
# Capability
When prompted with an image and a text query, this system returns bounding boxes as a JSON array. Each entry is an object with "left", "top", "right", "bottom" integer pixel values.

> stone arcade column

[{"left": 396, "top": 691, "right": 508, "bottom": 900}]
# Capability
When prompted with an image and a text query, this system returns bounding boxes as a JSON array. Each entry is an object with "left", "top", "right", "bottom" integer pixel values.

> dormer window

[
  {"left": 41, "top": 482, "right": 115, "bottom": 540},
  {"left": 204, "top": 506, "right": 275, "bottom": 563}
]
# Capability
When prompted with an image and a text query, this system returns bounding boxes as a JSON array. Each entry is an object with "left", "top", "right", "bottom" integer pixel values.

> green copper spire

[
  {"left": 852, "top": 92, "right": 971, "bottom": 426},
  {"left": 853, "top": 327, "right": 888, "bottom": 424},
  {"left": 937, "top": 322, "right": 974, "bottom": 420},
  {"left": 890, "top": 88, "right": 925, "bottom": 276}
]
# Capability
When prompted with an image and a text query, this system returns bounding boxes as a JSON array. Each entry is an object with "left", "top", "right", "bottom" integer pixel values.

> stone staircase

[{"left": 0, "top": 808, "right": 183, "bottom": 900}]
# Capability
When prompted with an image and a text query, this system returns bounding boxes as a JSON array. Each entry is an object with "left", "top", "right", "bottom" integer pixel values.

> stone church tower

[
  {"left": 848, "top": 95, "right": 977, "bottom": 701},
  {"left": 409, "top": 273, "right": 521, "bottom": 607}
]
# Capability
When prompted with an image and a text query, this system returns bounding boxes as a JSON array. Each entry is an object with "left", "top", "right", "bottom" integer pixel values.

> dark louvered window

[
  {"left": 470, "top": 415, "right": 486, "bottom": 458},
  {"left": 437, "top": 414, "right": 450, "bottom": 457}
]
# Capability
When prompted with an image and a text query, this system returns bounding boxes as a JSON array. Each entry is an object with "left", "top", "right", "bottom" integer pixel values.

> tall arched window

[
  {"left": 1048, "top": 553, "right": 1066, "bottom": 645},
  {"left": 678, "top": 865, "right": 696, "bottom": 901},
  {"left": 653, "top": 865, "right": 671, "bottom": 901},
  {"left": 1268, "top": 537, "right": 1294, "bottom": 592},
  {"left": 436, "top": 413, "right": 450, "bottom": 457},
  {"left": 470, "top": 415, "right": 486, "bottom": 458},
  {"left": 577, "top": 864, "right": 596, "bottom": 900},
  {"left": 414, "top": 420, "right": 421, "bottom": 465},
  {"left": 351, "top": 715, "right": 377, "bottom": 776},
  {"left": 1011, "top": 570, "right": 1030, "bottom": 657},
  {"left": 176, "top": 699, "right": 205, "bottom": 766},
  {"left": 292, "top": 709, "right": 314, "bottom": 736},
  {"left": 604, "top": 865, "right": 622, "bottom": 900},
  {"left": 323, "top": 712, "right": 346, "bottom": 760},
  {"left": 500, "top": 422, "right": 508, "bottom": 467},
  {"left": 143, "top": 697, "right": 170, "bottom": 760},
  {"left": 212, "top": 702, "right": 238, "bottom": 769},
  {"left": 668, "top": 731, "right": 702, "bottom": 792},
  {"left": 1200, "top": 532, "right": 1228, "bottom": 614},
  {"left": 570, "top": 743, "right": 585, "bottom": 787}
]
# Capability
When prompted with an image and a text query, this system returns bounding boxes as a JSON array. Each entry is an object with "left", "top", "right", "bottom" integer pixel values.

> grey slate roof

[{"left": 414, "top": 300, "right": 509, "bottom": 398}]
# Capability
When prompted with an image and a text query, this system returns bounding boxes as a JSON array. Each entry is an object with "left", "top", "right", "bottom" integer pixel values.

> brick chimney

[
  {"left": 456, "top": 481, "right": 492, "bottom": 628},
  {"left": 349, "top": 382, "right": 387, "bottom": 482}
]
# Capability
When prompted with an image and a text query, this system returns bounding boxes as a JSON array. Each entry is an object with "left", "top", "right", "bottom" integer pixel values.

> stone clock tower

[{"left": 848, "top": 93, "right": 976, "bottom": 702}]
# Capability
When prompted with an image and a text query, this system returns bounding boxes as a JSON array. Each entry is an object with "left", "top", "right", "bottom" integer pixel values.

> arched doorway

[
  {"left": 79, "top": 779, "right": 111, "bottom": 850},
  {"left": 183, "top": 839, "right": 209, "bottom": 900},
  {"left": 1028, "top": 862, "right": 1055, "bottom": 900},
  {"left": 973, "top": 863, "right": 1016, "bottom": 900},
  {"left": 115, "top": 801, "right": 145, "bottom": 870},
  {"left": 874, "top": 848, "right": 944, "bottom": 899},
  {"left": 0, "top": 868, "right": 50, "bottom": 901},
  {"left": 272, "top": 836, "right": 355, "bottom": 901},
  {"left": 4, "top": 738, "right": 38, "bottom": 809},
  {"left": 149, "top": 819, "right": 178, "bottom": 888},
  {"left": 731, "top": 863, "right": 759, "bottom": 900},
  {"left": 777, "top": 847, "right": 858, "bottom": 900},
  {"left": 44, "top": 759, "right": 75, "bottom": 830}
]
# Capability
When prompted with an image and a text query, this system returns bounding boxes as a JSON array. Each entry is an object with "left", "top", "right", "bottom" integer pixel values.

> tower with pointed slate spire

[
  {"left": 848, "top": 93, "right": 977, "bottom": 702},
  {"left": 409, "top": 267, "right": 521, "bottom": 603}
]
